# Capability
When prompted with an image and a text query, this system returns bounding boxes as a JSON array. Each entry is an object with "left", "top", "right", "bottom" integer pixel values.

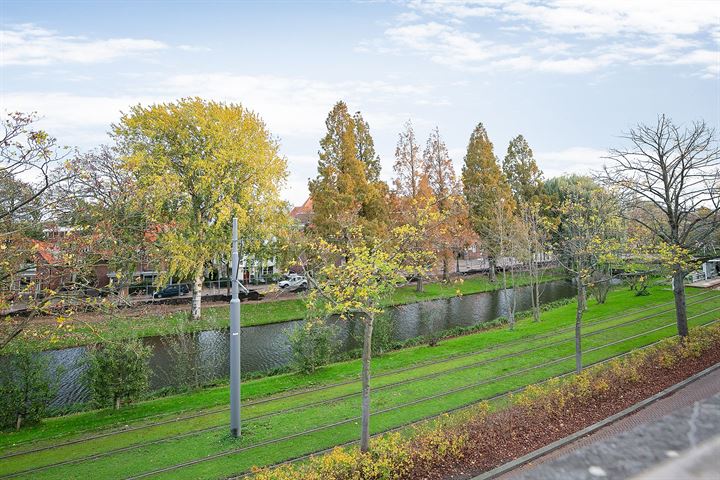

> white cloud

[
  {"left": 366, "top": 1, "right": 720, "bottom": 77},
  {"left": 535, "top": 147, "right": 608, "bottom": 178},
  {"left": 0, "top": 23, "right": 168, "bottom": 66}
]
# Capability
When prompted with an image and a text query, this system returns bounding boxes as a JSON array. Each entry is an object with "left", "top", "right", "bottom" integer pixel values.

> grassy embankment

[
  {"left": 1, "top": 285, "right": 718, "bottom": 480},
  {"left": 20, "top": 271, "right": 564, "bottom": 350}
]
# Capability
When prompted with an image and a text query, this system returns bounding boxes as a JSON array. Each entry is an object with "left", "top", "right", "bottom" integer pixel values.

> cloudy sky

[{"left": 2, "top": 0, "right": 719, "bottom": 206}]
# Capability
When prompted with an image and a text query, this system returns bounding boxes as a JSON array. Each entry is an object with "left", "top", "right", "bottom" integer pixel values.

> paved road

[{"left": 501, "top": 366, "right": 720, "bottom": 480}]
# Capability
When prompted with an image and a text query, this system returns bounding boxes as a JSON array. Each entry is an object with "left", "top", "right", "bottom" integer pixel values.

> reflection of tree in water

[
  {"left": 160, "top": 318, "right": 226, "bottom": 392},
  {"left": 419, "top": 302, "right": 445, "bottom": 346}
]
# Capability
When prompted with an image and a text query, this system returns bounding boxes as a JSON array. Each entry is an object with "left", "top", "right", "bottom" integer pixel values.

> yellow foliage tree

[{"left": 113, "top": 98, "right": 288, "bottom": 320}]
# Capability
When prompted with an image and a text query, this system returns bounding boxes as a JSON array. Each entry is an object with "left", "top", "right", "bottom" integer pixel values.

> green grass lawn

[
  {"left": 1, "top": 285, "right": 718, "bottom": 480},
  {"left": 20, "top": 271, "right": 564, "bottom": 351}
]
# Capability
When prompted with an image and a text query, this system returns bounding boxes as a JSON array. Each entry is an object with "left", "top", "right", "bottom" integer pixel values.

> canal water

[{"left": 42, "top": 280, "right": 575, "bottom": 409}]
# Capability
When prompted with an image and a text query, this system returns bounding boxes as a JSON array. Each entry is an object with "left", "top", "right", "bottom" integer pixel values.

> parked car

[
  {"left": 153, "top": 284, "right": 190, "bottom": 298},
  {"left": 278, "top": 274, "right": 307, "bottom": 290}
]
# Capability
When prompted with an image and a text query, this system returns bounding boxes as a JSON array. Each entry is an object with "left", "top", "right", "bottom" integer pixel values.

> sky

[{"left": 2, "top": 0, "right": 719, "bottom": 206}]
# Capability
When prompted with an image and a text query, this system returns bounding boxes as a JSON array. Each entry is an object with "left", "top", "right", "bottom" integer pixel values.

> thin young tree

[
  {"left": 601, "top": 115, "right": 720, "bottom": 338},
  {"left": 302, "top": 224, "right": 431, "bottom": 452},
  {"left": 556, "top": 189, "right": 623, "bottom": 373}
]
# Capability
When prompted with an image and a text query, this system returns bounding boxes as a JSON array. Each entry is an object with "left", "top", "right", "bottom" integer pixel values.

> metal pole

[{"left": 230, "top": 217, "right": 241, "bottom": 437}]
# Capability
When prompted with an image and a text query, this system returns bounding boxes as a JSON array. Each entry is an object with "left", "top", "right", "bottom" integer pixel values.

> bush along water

[
  {"left": 83, "top": 335, "right": 151, "bottom": 410},
  {"left": 0, "top": 348, "right": 58, "bottom": 430},
  {"left": 250, "top": 322, "right": 720, "bottom": 480}
]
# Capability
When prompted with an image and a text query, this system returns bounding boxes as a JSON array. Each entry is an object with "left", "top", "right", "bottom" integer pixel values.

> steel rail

[
  {"left": 121, "top": 316, "right": 719, "bottom": 480},
  {"left": 9, "top": 298, "right": 714, "bottom": 478},
  {"left": 1, "top": 288, "right": 714, "bottom": 464}
]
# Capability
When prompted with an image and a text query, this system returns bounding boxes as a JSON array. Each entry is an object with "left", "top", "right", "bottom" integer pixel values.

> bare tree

[
  {"left": 1, "top": 113, "right": 76, "bottom": 349},
  {"left": 601, "top": 115, "right": 720, "bottom": 338},
  {"left": 518, "top": 202, "right": 550, "bottom": 322}
]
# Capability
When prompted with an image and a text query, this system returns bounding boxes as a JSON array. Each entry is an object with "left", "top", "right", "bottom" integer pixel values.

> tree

[
  {"left": 517, "top": 202, "right": 552, "bottom": 321},
  {"left": 0, "top": 112, "right": 91, "bottom": 349},
  {"left": 353, "top": 111, "right": 381, "bottom": 183},
  {"left": 55, "top": 146, "right": 148, "bottom": 301},
  {"left": 393, "top": 120, "right": 423, "bottom": 199},
  {"left": 0, "top": 348, "right": 56, "bottom": 429},
  {"left": 601, "top": 115, "right": 720, "bottom": 338},
  {"left": 555, "top": 189, "right": 624, "bottom": 373},
  {"left": 462, "top": 123, "right": 515, "bottom": 282},
  {"left": 84, "top": 336, "right": 151, "bottom": 409},
  {"left": 309, "top": 102, "right": 388, "bottom": 241},
  {"left": 423, "top": 127, "right": 463, "bottom": 281},
  {"left": 503, "top": 135, "right": 544, "bottom": 206},
  {"left": 113, "top": 98, "right": 288, "bottom": 321},
  {"left": 301, "top": 224, "right": 431, "bottom": 452}
]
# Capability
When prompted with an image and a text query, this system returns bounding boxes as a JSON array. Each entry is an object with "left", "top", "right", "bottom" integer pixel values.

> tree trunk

[
  {"left": 502, "top": 267, "right": 514, "bottom": 330},
  {"left": 456, "top": 254, "right": 460, "bottom": 274},
  {"left": 532, "top": 263, "right": 541, "bottom": 322},
  {"left": 416, "top": 276, "right": 424, "bottom": 293},
  {"left": 15, "top": 414, "right": 22, "bottom": 431},
  {"left": 673, "top": 270, "right": 689, "bottom": 338},
  {"left": 114, "top": 396, "right": 121, "bottom": 410},
  {"left": 360, "top": 313, "right": 374, "bottom": 453},
  {"left": 442, "top": 255, "right": 449, "bottom": 282},
  {"left": 488, "top": 256, "right": 497, "bottom": 282},
  {"left": 575, "top": 276, "right": 585, "bottom": 374},
  {"left": 191, "top": 267, "right": 203, "bottom": 321}
]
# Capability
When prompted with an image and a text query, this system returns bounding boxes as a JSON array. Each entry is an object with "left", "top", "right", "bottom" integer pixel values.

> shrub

[
  {"left": 0, "top": 349, "right": 57, "bottom": 430},
  {"left": 289, "top": 319, "right": 338, "bottom": 374},
  {"left": 84, "top": 336, "right": 151, "bottom": 409},
  {"left": 251, "top": 322, "right": 720, "bottom": 480}
]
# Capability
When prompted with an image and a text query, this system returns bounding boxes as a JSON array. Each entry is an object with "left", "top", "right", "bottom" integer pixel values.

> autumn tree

[
  {"left": 353, "top": 111, "right": 381, "bottom": 183},
  {"left": 462, "top": 123, "right": 515, "bottom": 281},
  {"left": 393, "top": 120, "right": 441, "bottom": 291},
  {"left": 601, "top": 115, "right": 720, "bottom": 338},
  {"left": 54, "top": 146, "right": 148, "bottom": 301},
  {"left": 517, "top": 202, "right": 553, "bottom": 321},
  {"left": 0, "top": 112, "right": 91, "bottom": 349},
  {"left": 113, "top": 98, "right": 288, "bottom": 321},
  {"left": 503, "top": 135, "right": 544, "bottom": 206},
  {"left": 423, "top": 127, "right": 466, "bottom": 281},
  {"left": 309, "top": 102, "right": 388, "bottom": 241},
  {"left": 555, "top": 189, "right": 624, "bottom": 373},
  {"left": 302, "top": 225, "right": 431, "bottom": 452},
  {"left": 393, "top": 120, "right": 422, "bottom": 199}
]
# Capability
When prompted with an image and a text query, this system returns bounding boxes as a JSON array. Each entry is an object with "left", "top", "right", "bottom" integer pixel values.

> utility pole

[{"left": 230, "top": 217, "right": 241, "bottom": 437}]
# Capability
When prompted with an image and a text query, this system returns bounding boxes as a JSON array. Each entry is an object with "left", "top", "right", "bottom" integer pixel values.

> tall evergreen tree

[
  {"left": 353, "top": 111, "right": 381, "bottom": 183},
  {"left": 503, "top": 134, "right": 544, "bottom": 206},
  {"left": 462, "top": 122, "right": 514, "bottom": 281},
  {"left": 309, "top": 102, "right": 387, "bottom": 240}
]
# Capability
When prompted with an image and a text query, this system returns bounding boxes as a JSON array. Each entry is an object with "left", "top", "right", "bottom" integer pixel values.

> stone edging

[{"left": 470, "top": 361, "right": 720, "bottom": 480}]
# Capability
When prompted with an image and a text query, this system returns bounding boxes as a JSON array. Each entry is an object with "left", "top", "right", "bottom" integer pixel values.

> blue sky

[{"left": 2, "top": 0, "right": 719, "bottom": 205}]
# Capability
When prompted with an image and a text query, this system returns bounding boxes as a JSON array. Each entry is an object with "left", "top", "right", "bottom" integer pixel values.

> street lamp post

[{"left": 230, "top": 217, "right": 241, "bottom": 437}]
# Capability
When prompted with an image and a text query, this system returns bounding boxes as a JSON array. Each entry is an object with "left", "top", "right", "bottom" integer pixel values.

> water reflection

[{"left": 39, "top": 280, "right": 574, "bottom": 409}]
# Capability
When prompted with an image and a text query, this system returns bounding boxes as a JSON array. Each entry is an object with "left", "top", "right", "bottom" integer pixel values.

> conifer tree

[
  {"left": 393, "top": 120, "right": 422, "bottom": 199},
  {"left": 422, "top": 127, "right": 461, "bottom": 280},
  {"left": 462, "top": 123, "right": 514, "bottom": 281},
  {"left": 353, "top": 111, "right": 381, "bottom": 183},
  {"left": 309, "top": 102, "right": 387, "bottom": 241},
  {"left": 503, "top": 134, "right": 544, "bottom": 206}
]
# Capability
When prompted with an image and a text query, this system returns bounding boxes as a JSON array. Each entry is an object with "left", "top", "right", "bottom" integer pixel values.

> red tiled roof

[{"left": 290, "top": 197, "right": 313, "bottom": 219}]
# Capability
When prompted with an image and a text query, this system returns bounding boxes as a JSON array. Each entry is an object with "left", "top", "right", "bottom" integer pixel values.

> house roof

[{"left": 290, "top": 197, "right": 313, "bottom": 219}]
